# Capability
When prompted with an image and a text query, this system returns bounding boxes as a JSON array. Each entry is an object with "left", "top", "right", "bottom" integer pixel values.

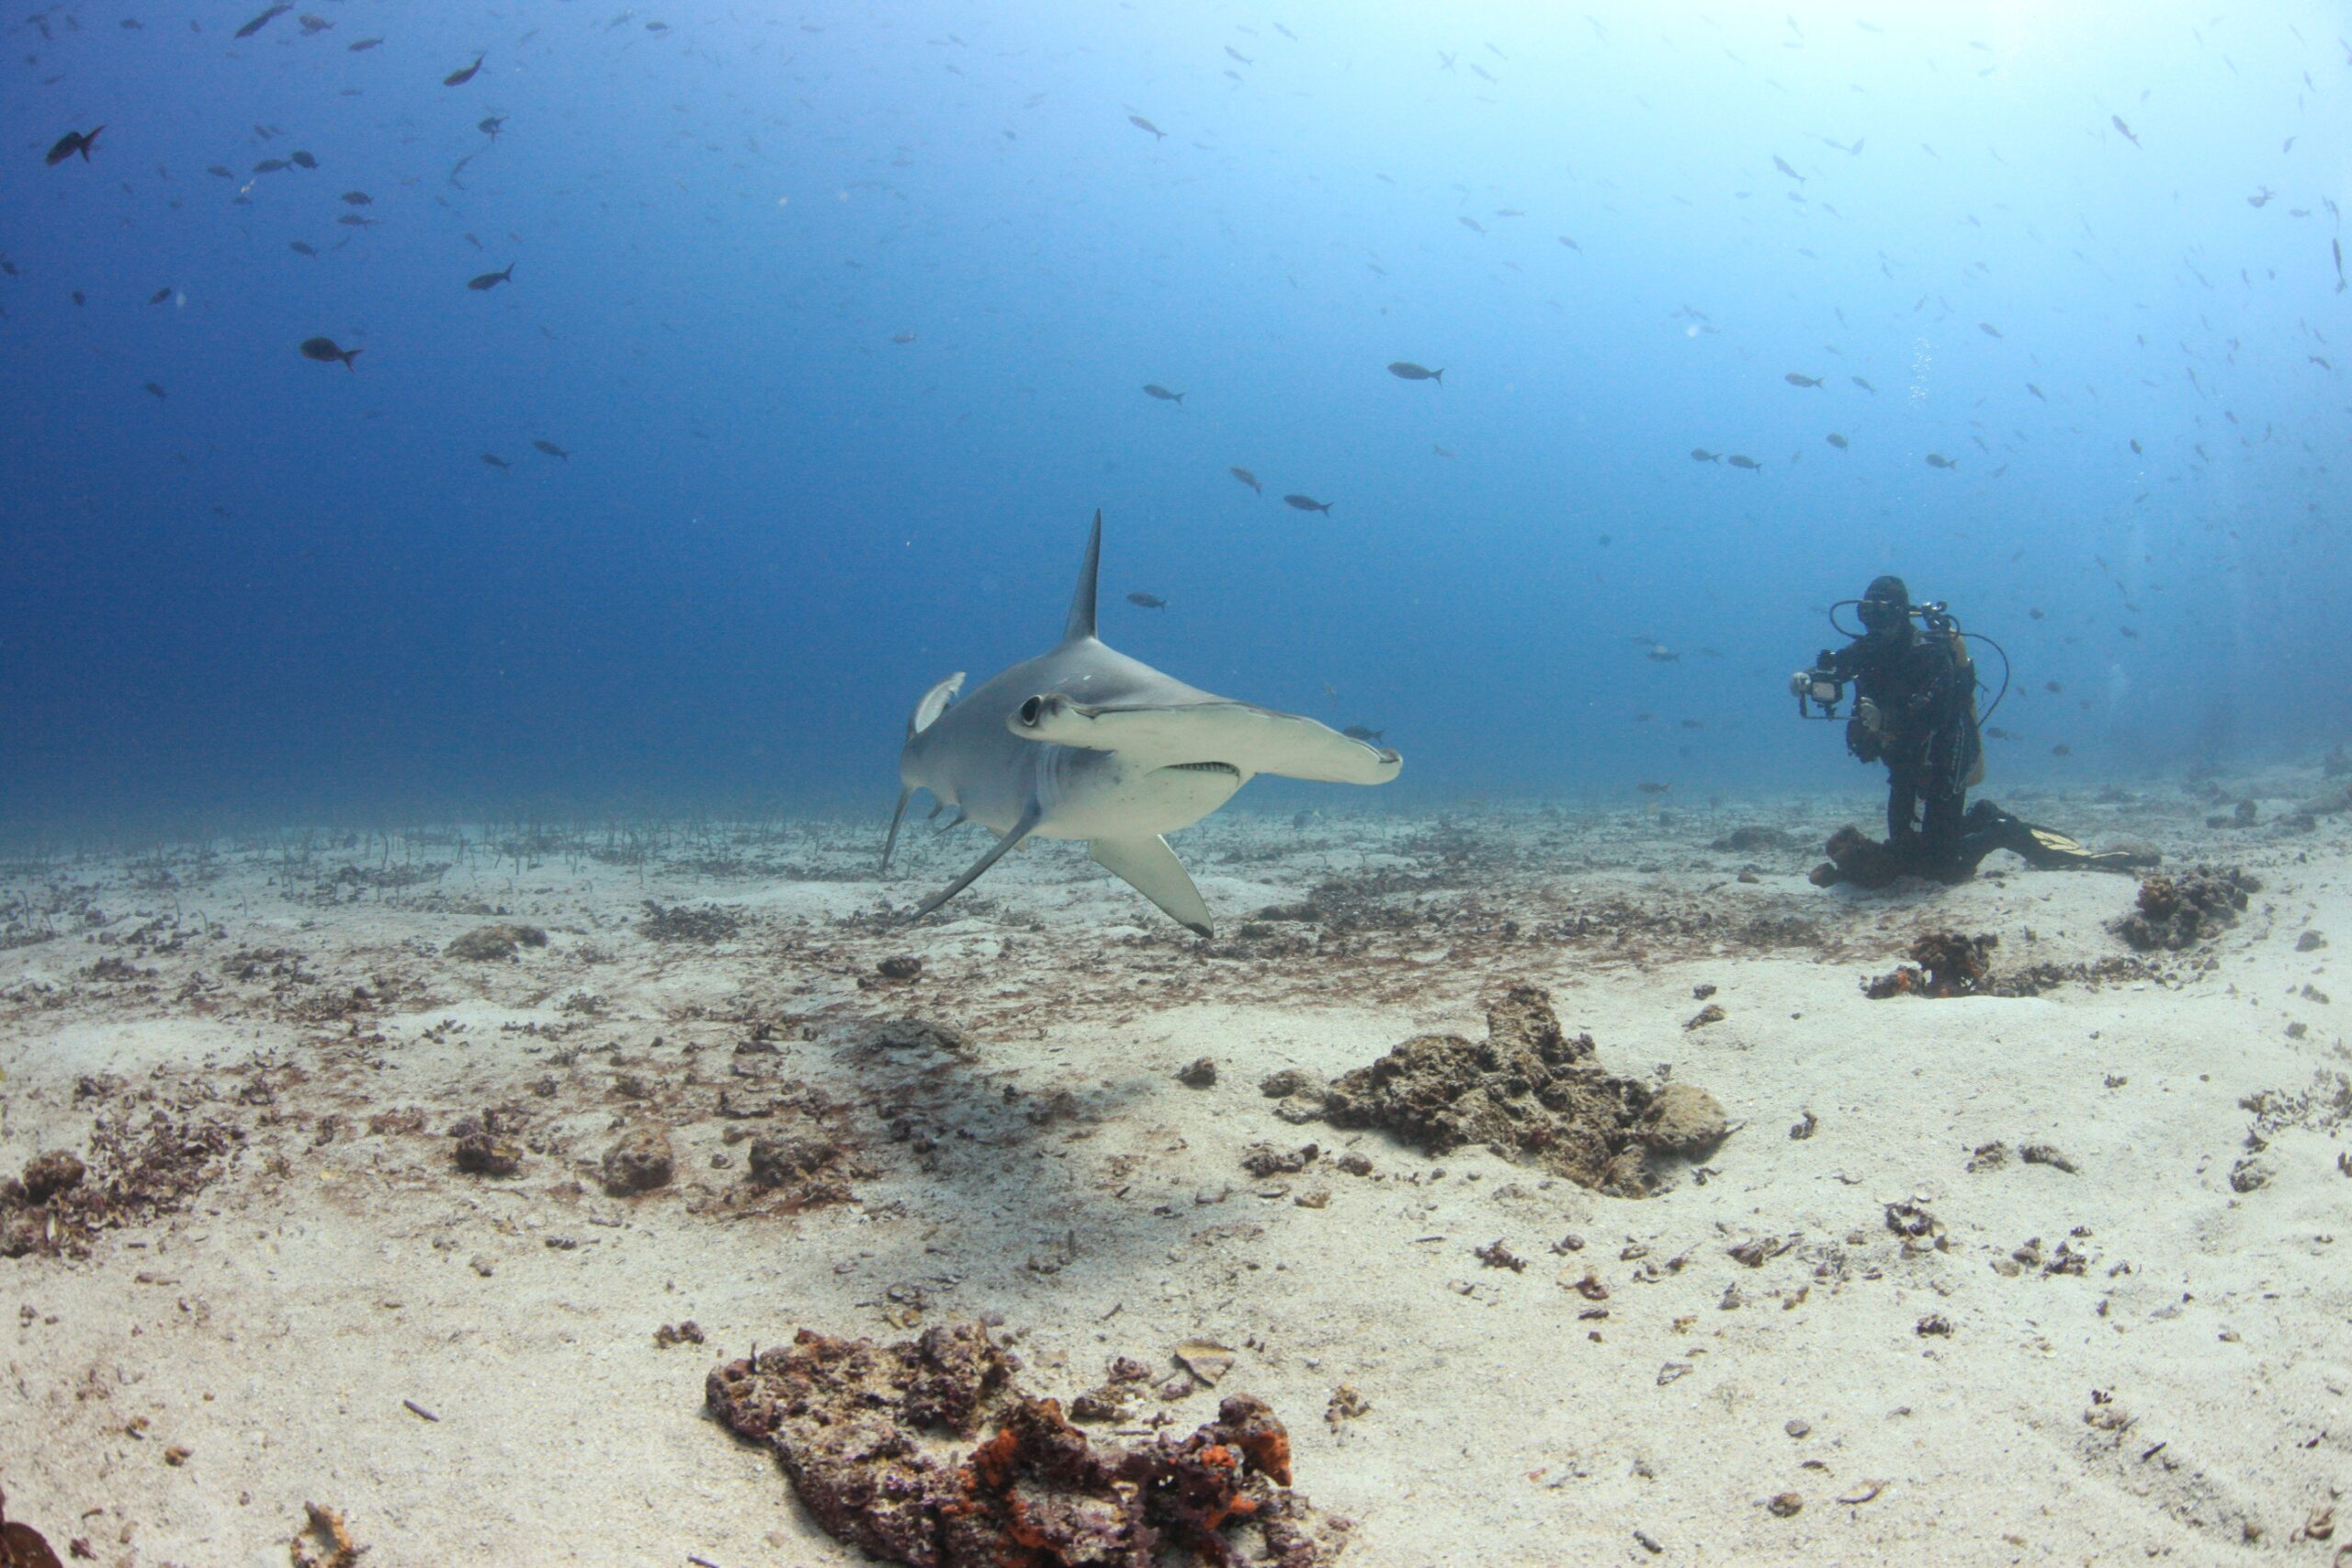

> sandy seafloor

[{"left": 2, "top": 774, "right": 2347, "bottom": 1568}]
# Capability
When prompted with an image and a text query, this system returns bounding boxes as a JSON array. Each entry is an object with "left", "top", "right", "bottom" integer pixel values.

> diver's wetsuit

[{"left": 1819, "top": 609, "right": 1980, "bottom": 878}]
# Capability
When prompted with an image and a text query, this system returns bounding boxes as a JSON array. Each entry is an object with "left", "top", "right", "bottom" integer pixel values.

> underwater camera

[{"left": 1791, "top": 660, "right": 1847, "bottom": 718}]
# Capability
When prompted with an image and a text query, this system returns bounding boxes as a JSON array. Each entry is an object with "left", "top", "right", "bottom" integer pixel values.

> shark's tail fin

[{"left": 1062, "top": 510, "right": 1102, "bottom": 643}]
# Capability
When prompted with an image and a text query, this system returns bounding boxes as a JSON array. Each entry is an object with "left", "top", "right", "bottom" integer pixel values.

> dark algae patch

[{"left": 707, "top": 1321, "right": 1346, "bottom": 1566}]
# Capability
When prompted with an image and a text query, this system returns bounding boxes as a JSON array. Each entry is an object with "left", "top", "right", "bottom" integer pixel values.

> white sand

[{"left": 3, "top": 779, "right": 2346, "bottom": 1566}]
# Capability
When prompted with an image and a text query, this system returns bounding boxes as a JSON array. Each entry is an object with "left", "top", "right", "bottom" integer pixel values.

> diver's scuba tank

[{"left": 1917, "top": 602, "right": 1987, "bottom": 787}]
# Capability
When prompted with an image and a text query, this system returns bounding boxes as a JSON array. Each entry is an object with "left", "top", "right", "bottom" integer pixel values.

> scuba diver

[{"left": 1791, "top": 576, "right": 2150, "bottom": 886}]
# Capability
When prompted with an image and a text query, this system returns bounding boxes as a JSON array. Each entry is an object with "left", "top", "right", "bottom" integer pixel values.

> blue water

[{"left": 3, "top": 1, "right": 2346, "bottom": 831}]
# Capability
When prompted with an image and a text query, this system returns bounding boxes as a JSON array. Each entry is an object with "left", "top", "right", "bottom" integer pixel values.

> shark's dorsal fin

[{"left": 1062, "top": 509, "right": 1102, "bottom": 644}]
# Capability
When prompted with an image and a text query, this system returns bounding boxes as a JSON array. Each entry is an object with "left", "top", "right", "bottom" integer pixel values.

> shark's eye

[{"left": 1019, "top": 696, "right": 1045, "bottom": 727}]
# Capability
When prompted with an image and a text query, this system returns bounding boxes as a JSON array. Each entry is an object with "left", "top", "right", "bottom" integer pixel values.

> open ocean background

[{"left": 3, "top": 0, "right": 2346, "bottom": 833}]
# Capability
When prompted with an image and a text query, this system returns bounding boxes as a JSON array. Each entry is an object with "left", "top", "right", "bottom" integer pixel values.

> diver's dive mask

[{"left": 1856, "top": 596, "right": 1905, "bottom": 633}]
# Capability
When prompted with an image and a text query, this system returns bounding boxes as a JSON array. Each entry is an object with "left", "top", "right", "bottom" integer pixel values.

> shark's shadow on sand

[{"left": 883, "top": 512, "right": 1401, "bottom": 936}]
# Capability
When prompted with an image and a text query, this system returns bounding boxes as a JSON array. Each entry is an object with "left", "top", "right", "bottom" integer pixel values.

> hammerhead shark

[{"left": 883, "top": 512, "right": 1402, "bottom": 933}]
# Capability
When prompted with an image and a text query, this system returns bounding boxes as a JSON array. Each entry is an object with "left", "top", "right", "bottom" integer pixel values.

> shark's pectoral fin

[
  {"left": 1012, "top": 695, "right": 1402, "bottom": 785},
  {"left": 909, "top": 802, "right": 1041, "bottom": 922},
  {"left": 1090, "top": 836, "right": 1212, "bottom": 937},
  {"left": 881, "top": 786, "right": 916, "bottom": 874}
]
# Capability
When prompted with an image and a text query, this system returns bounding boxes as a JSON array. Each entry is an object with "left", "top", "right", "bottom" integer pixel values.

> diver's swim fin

[{"left": 2018, "top": 826, "right": 2150, "bottom": 874}]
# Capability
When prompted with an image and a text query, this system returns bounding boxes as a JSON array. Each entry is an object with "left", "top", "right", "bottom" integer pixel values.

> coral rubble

[
  {"left": 1300, "top": 985, "right": 1724, "bottom": 1196},
  {"left": 2113, "top": 867, "right": 2257, "bottom": 951},
  {"left": 706, "top": 1322, "right": 1344, "bottom": 1566},
  {"left": 1863, "top": 931, "right": 1998, "bottom": 998}
]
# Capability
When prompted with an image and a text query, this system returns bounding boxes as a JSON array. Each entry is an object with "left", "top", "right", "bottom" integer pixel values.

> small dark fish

[
  {"left": 1977, "top": 321, "right": 2002, "bottom": 338},
  {"left": 1283, "top": 494, "right": 1332, "bottom": 514},
  {"left": 2129, "top": 438, "right": 2143, "bottom": 454},
  {"left": 1925, "top": 453, "right": 1957, "bottom": 468},
  {"left": 479, "top": 115, "right": 505, "bottom": 138},
  {"left": 298, "top": 13, "right": 333, "bottom": 31},
  {"left": 143, "top": 381, "right": 166, "bottom": 399},
  {"left": 253, "top": 158, "right": 289, "bottom": 174},
  {"left": 341, "top": 190, "right": 372, "bottom": 205},
  {"left": 1432, "top": 444, "right": 1456, "bottom": 457},
  {"left": 1984, "top": 726, "right": 2011, "bottom": 739},
  {"left": 1725, "top": 454, "right": 1762, "bottom": 470},
  {"left": 1784, "top": 372, "right": 1822, "bottom": 388},
  {"left": 1141, "top": 383, "right": 1183, "bottom": 403},
  {"left": 2334, "top": 237, "right": 2345, "bottom": 292},
  {"left": 2117, "top": 625, "right": 2138, "bottom": 639},
  {"left": 1771, "top": 154, "right": 1804, "bottom": 183},
  {"left": 890, "top": 331, "right": 916, "bottom": 344},
  {"left": 1690, "top": 448, "right": 1720, "bottom": 463},
  {"left": 1125, "top": 592, "right": 1167, "bottom": 610},
  {"left": 336, "top": 214, "right": 377, "bottom": 228},
  {"left": 1225, "top": 45, "right": 1251, "bottom": 64},
  {"left": 1469, "top": 62, "right": 1497, "bottom": 82},
  {"left": 1826, "top": 433, "right": 1848, "bottom": 449},
  {"left": 207, "top": 164, "right": 233, "bottom": 177},
  {"left": 1558, "top": 235, "right": 1581, "bottom": 252},
  {"left": 444, "top": 51, "right": 486, "bottom": 86},
  {"left": 300, "top": 335, "right": 360, "bottom": 368},
  {"left": 1458, "top": 215, "right": 1487, "bottom": 234},
  {"left": 1127, "top": 114, "right": 1165, "bottom": 141},
  {"left": 1851, "top": 376, "right": 1876, "bottom": 393},
  {"left": 2026, "top": 382, "right": 2045, "bottom": 400},
  {"left": 288, "top": 150, "right": 316, "bottom": 169},
  {"left": 1636, "top": 781, "right": 1670, "bottom": 795},
  {"left": 45, "top": 127, "right": 104, "bottom": 164},
  {"left": 1340, "top": 725, "right": 1384, "bottom": 742},
  {"left": 348, "top": 36, "right": 383, "bottom": 51},
  {"left": 1387, "top": 361, "right": 1444, "bottom": 384},
  {"left": 2110, "top": 114, "right": 2138, "bottom": 146},
  {"left": 532, "top": 439, "right": 569, "bottom": 460},
  {"left": 1274, "top": 22, "right": 1295, "bottom": 39},
  {"left": 234, "top": 4, "right": 289, "bottom": 39},
  {"left": 481, "top": 452, "right": 511, "bottom": 470},
  {"left": 1229, "top": 466, "right": 1261, "bottom": 493},
  {"left": 72, "top": 291, "right": 85, "bottom": 306},
  {"left": 2044, "top": 681, "right": 2063, "bottom": 694},
  {"left": 468, "top": 263, "right": 515, "bottom": 290},
  {"left": 2052, "top": 743, "right": 2072, "bottom": 757},
  {"left": 288, "top": 240, "right": 317, "bottom": 255},
  {"left": 149, "top": 287, "right": 172, "bottom": 304},
  {"left": 2028, "top": 607, "right": 2045, "bottom": 620}
]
